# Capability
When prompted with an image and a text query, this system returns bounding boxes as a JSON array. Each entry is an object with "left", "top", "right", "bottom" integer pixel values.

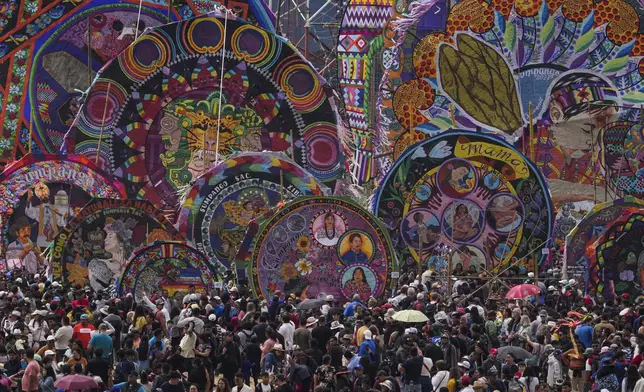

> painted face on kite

[
  {"left": 373, "top": 130, "right": 552, "bottom": 275},
  {"left": 0, "top": 156, "right": 126, "bottom": 272},
  {"left": 239, "top": 197, "right": 395, "bottom": 301},
  {"left": 177, "top": 154, "right": 327, "bottom": 270},
  {"left": 51, "top": 199, "right": 179, "bottom": 291}
]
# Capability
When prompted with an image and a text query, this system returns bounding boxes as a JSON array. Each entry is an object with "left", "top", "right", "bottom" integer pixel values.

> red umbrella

[
  {"left": 505, "top": 284, "right": 541, "bottom": 300},
  {"left": 54, "top": 375, "right": 99, "bottom": 391}
]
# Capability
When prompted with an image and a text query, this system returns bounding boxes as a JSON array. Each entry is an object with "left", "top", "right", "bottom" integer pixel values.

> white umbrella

[{"left": 392, "top": 310, "right": 429, "bottom": 323}]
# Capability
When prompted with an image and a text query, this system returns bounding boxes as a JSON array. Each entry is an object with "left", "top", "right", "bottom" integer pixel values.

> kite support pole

[
  {"left": 529, "top": 102, "right": 534, "bottom": 162},
  {"left": 214, "top": 6, "right": 229, "bottom": 166},
  {"left": 135, "top": 0, "right": 144, "bottom": 40},
  {"left": 96, "top": 83, "right": 112, "bottom": 165},
  {"left": 87, "top": 16, "right": 92, "bottom": 87},
  {"left": 290, "top": 128, "right": 295, "bottom": 160},
  {"left": 449, "top": 104, "right": 456, "bottom": 126},
  {"left": 28, "top": 110, "right": 33, "bottom": 154}
]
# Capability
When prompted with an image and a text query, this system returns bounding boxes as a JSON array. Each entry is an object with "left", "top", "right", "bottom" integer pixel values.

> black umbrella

[
  {"left": 297, "top": 298, "right": 327, "bottom": 310},
  {"left": 497, "top": 346, "right": 532, "bottom": 360}
]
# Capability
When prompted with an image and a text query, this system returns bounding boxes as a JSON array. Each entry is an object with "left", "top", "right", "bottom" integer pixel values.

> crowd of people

[{"left": 0, "top": 268, "right": 643, "bottom": 392}]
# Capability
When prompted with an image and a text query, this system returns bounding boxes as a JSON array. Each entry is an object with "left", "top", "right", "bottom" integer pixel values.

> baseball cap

[
  {"left": 489, "top": 348, "right": 498, "bottom": 355},
  {"left": 364, "top": 330, "right": 373, "bottom": 340},
  {"left": 80, "top": 314, "right": 89, "bottom": 320},
  {"left": 461, "top": 375, "right": 470, "bottom": 384}
]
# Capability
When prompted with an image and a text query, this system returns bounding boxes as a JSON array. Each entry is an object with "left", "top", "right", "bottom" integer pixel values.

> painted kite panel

[
  {"left": 64, "top": 13, "right": 342, "bottom": 209},
  {"left": 178, "top": 152, "right": 328, "bottom": 271},
  {"left": 117, "top": 240, "right": 221, "bottom": 302},
  {"left": 51, "top": 198, "right": 182, "bottom": 292},
  {"left": 372, "top": 130, "right": 553, "bottom": 275},
  {"left": 237, "top": 196, "right": 396, "bottom": 301},
  {"left": 0, "top": 154, "right": 126, "bottom": 272}
]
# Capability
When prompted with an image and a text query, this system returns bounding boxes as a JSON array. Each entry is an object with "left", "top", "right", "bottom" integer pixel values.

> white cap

[
  {"left": 325, "top": 295, "right": 334, "bottom": 301},
  {"left": 208, "top": 314, "right": 217, "bottom": 321},
  {"left": 569, "top": 279, "right": 576, "bottom": 285},
  {"left": 46, "top": 335, "right": 55, "bottom": 341},
  {"left": 548, "top": 286, "right": 555, "bottom": 291},
  {"left": 51, "top": 282, "right": 60, "bottom": 287},
  {"left": 34, "top": 274, "right": 40, "bottom": 280},
  {"left": 15, "top": 278, "right": 22, "bottom": 283},
  {"left": 527, "top": 272, "right": 534, "bottom": 278},
  {"left": 44, "top": 350, "right": 55, "bottom": 357},
  {"left": 364, "top": 330, "right": 373, "bottom": 340}
]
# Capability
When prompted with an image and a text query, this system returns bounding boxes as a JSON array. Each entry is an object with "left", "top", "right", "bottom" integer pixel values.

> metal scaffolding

[{"left": 271, "top": 0, "right": 342, "bottom": 91}]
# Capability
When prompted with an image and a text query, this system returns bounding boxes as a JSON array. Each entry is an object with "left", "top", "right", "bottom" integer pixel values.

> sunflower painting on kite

[
  {"left": 177, "top": 153, "right": 327, "bottom": 271},
  {"left": 63, "top": 13, "right": 342, "bottom": 209}
]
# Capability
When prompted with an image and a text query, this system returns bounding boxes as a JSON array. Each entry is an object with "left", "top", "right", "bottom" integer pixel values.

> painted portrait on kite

[
  {"left": 533, "top": 71, "right": 620, "bottom": 203},
  {"left": 338, "top": 231, "right": 374, "bottom": 265},
  {"left": 0, "top": 155, "right": 127, "bottom": 273},
  {"left": 373, "top": 131, "right": 553, "bottom": 275},
  {"left": 242, "top": 197, "right": 395, "bottom": 301},
  {"left": 51, "top": 199, "right": 179, "bottom": 292},
  {"left": 341, "top": 265, "right": 376, "bottom": 300},
  {"left": 400, "top": 209, "right": 440, "bottom": 250},
  {"left": 312, "top": 212, "right": 346, "bottom": 247}
]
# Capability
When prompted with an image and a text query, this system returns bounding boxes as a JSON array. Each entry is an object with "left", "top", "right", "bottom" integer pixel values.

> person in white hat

[
  {"left": 36, "top": 335, "right": 56, "bottom": 358},
  {"left": 321, "top": 295, "right": 334, "bottom": 316},
  {"left": 28, "top": 310, "right": 50, "bottom": 346},
  {"left": 2, "top": 310, "right": 21, "bottom": 336}
]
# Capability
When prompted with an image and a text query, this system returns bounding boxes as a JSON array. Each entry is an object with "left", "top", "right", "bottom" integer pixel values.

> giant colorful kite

[
  {"left": 372, "top": 130, "right": 553, "bottom": 274},
  {"left": 177, "top": 152, "right": 328, "bottom": 270},
  {"left": 51, "top": 198, "right": 181, "bottom": 291},
  {"left": 564, "top": 196, "right": 644, "bottom": 288},
  {"left": 237, "top": 196, "right": 396, "bottom": 301},
  {"left": 588, "top": 214, "right": 644, "bottom": 300},
  {"left": 117, "top": 240, "right": 220, "bottom": 301},
  {"left": 0, "top": 0, "right": 275, "bottom": 167},
  {"left": 343, "top": 0, "right": 644, "bottom": 203},
  {"left": 63, "top": 12, "right": 342, "bottom": 209},
  {"left": 0, "top": 154, "right": 126, "bottom": 271}
]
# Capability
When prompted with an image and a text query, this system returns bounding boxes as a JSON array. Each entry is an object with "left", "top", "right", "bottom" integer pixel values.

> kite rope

[
  {"left": 214, "top": 5, "right": 229, "bottom": 166},
  {"left": 135, "top": 0, "right": 144, "bottom": 40}
]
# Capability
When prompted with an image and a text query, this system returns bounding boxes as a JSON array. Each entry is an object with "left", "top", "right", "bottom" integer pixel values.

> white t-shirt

[
  {"left": 278, "top": 322, "right": 295, "bottom": 351},
  {"left": 256, "top": 383, "right": 272, "bottom": 392},
  {"left": 432, "top": 370, "right": 449, "bottom": 390},
  {"left": 421, "top": 357, "right": 433, "bottom": 377},
  {"left": 54, "top": 325, "right": 73, "bottom": 350},
  {"left": 232, "top": 385, "right": 252, "bottom": 392}
]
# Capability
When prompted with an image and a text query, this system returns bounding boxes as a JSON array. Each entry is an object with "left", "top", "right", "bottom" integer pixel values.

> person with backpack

[
  {"left": 113, "top": 371, "right": 147, "bottom": 392},
  {"left": 115, "top": 350, "right": 138, "bottom": 384}
]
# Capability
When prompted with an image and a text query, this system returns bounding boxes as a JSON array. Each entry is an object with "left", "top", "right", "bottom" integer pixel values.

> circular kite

[
  {"left": 565, "top": 197, "right": 644, "bottom": 286},
  {"left": 239, "top": 196, "right": 396, "bottom": 301},
  {"left": 117, "top": 241, "right": 220, "bottom": 301},
  {"left": 51, "top": 198, "right": 182, "bottom": 292},
  {"left": 178, "top": 152, "right": 328, "bottom": 270},
  {"left": 29, "top": 2, "right": 172, "bottom": 153},
  {"left": 64, "top": 13, "right": 342, "bottom": 208},
  {"left": 0, "top": 154, "right": 126, "bottom": 271},
  {"left": 372, "top": 130, "right": 553, "bottom": 274},
  {"left": 588, "top": 213, "right": 644, "bottom": 300}
]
